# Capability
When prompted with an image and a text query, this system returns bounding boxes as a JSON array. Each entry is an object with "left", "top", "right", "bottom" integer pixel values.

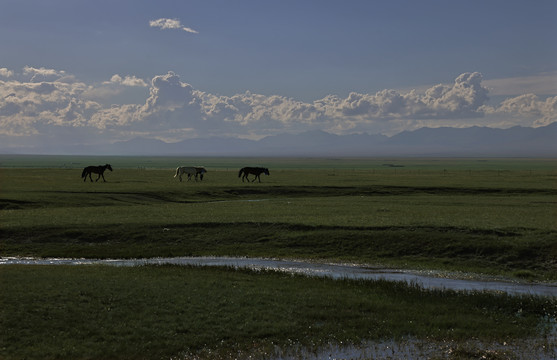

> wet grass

[{"left": 1, "top": 265, "right": 555, "bottom": 359}]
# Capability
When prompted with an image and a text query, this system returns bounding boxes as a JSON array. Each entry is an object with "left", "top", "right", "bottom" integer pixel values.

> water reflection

[{"left": 2, "top": 256, "right": 556, "bottom": 297}]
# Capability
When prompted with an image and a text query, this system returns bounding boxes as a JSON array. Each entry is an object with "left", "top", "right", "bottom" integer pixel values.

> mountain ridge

[{"left": 2, "top": 123, "right": 556, "bottom": 157}]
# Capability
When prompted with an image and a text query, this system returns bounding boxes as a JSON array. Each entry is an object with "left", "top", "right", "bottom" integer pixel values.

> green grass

[
  {"left": 1, "top": 156, "right": 557, "bottom": 359},
  {"left": 1, "top": 265, "right": 555, "bottom": 359},
  {"left": 1, "top": 158, "right": 556, "bottom": 280}
]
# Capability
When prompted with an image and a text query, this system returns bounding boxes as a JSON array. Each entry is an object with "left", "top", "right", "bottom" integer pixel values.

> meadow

[
  {"left": 1, "top": 155, "right": 556, "bottom": 279},
  {"left": 1, "top": 155, "right": 556, "bottom": 359}
]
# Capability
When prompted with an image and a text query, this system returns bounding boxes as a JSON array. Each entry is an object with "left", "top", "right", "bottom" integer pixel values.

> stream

[{"left": 2, "top": 256, "right": 556, "bottom": 297}]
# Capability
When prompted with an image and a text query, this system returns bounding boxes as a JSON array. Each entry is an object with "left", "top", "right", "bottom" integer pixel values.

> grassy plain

[
  {"left": 1, "top": 155, "right": 557, "bottom": 359},
  {"left": 1, "top": 156, "right": 556, "bottom": 279}
]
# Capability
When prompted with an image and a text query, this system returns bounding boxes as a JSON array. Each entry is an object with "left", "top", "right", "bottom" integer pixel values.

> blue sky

[{"left": 1, "top": 0, "right": 556, "bottom": 150}]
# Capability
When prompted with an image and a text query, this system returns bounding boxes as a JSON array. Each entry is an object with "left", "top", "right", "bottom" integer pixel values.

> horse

[
  {"left": 81, "top": 164, "right": 113, "bottom": 182},
  {"left": 238, "top": 167, "right": 270, "bottom": 182},
  {"left": 174, "top": 166, "right": 207, "bottom": 182}
]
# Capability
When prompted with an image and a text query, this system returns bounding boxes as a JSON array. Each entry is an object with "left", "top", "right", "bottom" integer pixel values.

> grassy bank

[{"left": 1, "top": 265, "right": 555, "bottom": 359}]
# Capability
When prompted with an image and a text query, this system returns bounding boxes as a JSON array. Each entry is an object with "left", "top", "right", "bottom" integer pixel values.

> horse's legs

[
  {"left": 101, "top": 173, "right": 106, "bottom": 182},
  {"left": 88, "top": 173, "right": 93, "bottom": 182}
]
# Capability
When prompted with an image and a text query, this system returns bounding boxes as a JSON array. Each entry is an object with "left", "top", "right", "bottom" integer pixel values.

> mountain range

[{"left": 3, "top": 123, "right": 557, "bottom": 157}]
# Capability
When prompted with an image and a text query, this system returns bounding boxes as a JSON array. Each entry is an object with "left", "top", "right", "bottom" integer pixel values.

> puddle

[
  {"left": 251, "top": 338, "right": 557, "bottom": 360},
  {"left": 2, "top": 256, "right": 556, "bottom": 297},
  {"left": 178, "top": 336, "right": 557, "bottom": 360}
]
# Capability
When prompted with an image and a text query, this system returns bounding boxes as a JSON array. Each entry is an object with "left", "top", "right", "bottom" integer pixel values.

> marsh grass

[{"left": 1, "top": 265, "right": 555, "bottom": 359}]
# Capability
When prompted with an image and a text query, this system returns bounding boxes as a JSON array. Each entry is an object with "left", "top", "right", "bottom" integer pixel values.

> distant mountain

[
  {"left": 256, "top": 130, "right": 389, "bottom": 156},
  {"left": 2, "top": 123, "right": 556, "bottom": 156},
  {"left": 387, "top": 123, "right": 557, "bottom": 156}
]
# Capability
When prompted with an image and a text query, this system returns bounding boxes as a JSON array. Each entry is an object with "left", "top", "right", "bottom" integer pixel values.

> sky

[{"left": 1, "top": 0, "right": 556, "bottom": 151}]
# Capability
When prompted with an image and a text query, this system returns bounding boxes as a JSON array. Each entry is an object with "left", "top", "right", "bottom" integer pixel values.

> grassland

[
  {"left": 1, "top": 156, "right": 556, "bottom": 280},
  {"left": 1, "top": 155, "right": 556, "bottom": 359}
]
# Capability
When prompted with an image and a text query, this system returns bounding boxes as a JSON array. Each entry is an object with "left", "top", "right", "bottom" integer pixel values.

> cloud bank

[{"left": 1, "top": 67, "right": 555, "bottom": 146}]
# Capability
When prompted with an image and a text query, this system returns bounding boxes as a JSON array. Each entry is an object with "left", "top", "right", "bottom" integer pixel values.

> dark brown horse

[
  {"left": 238, "top": 167, "right": 270, "bottom": 182},
  {"left": 81, "top": 164, "right": 113, "bottom": 182}
]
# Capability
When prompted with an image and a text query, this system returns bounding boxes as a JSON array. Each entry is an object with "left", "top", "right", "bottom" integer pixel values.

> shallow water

[{"left": 2, "top": 256, "right": 556, "bottom": 297}]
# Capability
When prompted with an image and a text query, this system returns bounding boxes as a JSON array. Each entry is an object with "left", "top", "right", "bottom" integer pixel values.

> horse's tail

[
  {"left": 81, "top": 168, "right": 87, "bottom": 178},
  {"left": 174, "top": 167, "right": 179, "bottom": 178},
  {"left": 238, "top": 168, "right": 244, "bottom": 177}
]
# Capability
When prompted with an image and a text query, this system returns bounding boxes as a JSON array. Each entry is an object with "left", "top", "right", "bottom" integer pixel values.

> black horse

[
  {"left": 81, "top": 164, "right": 113, "bottom": 182},
  {"left": 238, "top": 167, "right": 270, "bottom": 183}
]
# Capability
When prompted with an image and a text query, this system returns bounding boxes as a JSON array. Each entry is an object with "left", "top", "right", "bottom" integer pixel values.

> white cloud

[
  {"left": 0, "top": 68, "right": 14, "bottom": 78},
  {"left": 104, "top": 74, "right": 147, "bottom": 87},
  {"left": 104, "top": 71, "right": 494, "bottom": 138},
  {"left": 318, "top": 72, "right": 489, "bottom": 121},
  {"left": 484, "top": 94, "right": 557, "bottom": 126},
  {"left": 22, "top": 66, "right": 75, "bottom": 83},
  {"left": 1, "top": 68, "right": 555, "bottom": 142},
  {"left": 0, "top": 70, "right": 98, "bottom": 136},
  {"left": 149, "top": 18, "right": 199, "bottom": 34}
]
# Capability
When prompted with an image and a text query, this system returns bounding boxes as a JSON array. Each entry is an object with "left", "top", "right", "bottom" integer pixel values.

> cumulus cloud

[
  {"left": 484, "top": 94, "right": 557, "bottom": 126},
  {"left": 0, "top": 68, "right": 14, "bottom": 78},
  {"left": 149, "top": 18, "right": 199, "bottom": 34},
  {"left": 104, "top": 74, "right": 147, "bottom": 87},
  {"left": 329, "top": 72, "right": 489, "bottom": 121},
  {"left": 96, "top": 71, "right": 493, "bottom": 138},
  {"left": 0, "top": 69, "right": 98, "bottom": 136},
  {"left": 22, "top": 66, "right": 76, "bottom": 83},
  {"left": 1, "top": 68, "right": 555, "bottom": 143}
]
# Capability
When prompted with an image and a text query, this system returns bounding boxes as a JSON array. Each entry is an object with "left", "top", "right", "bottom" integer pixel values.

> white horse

[{"left": 174, "top": 166, "right": 207, "bottom": 182}]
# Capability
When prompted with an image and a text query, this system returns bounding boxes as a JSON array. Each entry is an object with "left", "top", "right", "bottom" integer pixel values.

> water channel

[{"left": 2, "top": 256, "right": 556, "bottom": 297}]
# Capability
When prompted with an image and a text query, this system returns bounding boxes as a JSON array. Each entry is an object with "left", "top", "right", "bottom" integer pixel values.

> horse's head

[
  {"left": 106, "top": 164, "right": 113, "bottom": 171},
  {"left": 264, "top": 168, "right": 270, "bottom": 175}
]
